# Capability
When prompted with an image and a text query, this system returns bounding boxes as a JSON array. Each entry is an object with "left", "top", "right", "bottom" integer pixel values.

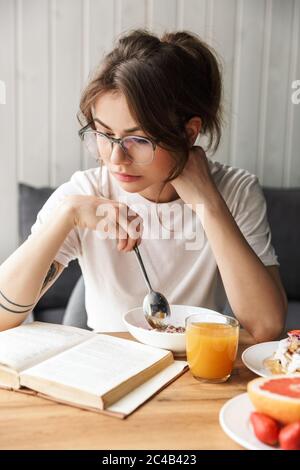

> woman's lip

[{"left": 113, "top": 172, "right": 142, "bottom": 182}]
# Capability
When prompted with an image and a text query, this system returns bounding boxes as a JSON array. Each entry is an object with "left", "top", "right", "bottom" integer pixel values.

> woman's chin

[{"left": 116, "top": 178, "right": 147, "bottom": 192}]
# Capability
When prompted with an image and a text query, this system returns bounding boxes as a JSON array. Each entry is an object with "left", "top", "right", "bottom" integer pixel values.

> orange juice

[{"left": 186, "top": 322, "right": 239, "bottom": 381}]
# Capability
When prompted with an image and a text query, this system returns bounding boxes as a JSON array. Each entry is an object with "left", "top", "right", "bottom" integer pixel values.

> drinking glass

[{"left": 185, "top": 313, "right": 239, "bottom": 383}]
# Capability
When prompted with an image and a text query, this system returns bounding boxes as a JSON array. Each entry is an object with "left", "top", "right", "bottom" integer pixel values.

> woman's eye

[{"left": 95, "top": 128, "right": 112, "bottom": 135}]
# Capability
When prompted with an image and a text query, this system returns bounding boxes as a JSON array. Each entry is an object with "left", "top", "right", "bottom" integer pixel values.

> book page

[
  {"left": 20, "top": 334, "right": 172, "bottom": 398},
  {"left": 0, "top": 322, "right": 94, "bottom": 372}
]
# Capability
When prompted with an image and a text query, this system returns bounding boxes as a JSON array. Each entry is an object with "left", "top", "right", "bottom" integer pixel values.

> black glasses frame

[{"left": 78, "top": 122, "right": 159, "bottom": 158}]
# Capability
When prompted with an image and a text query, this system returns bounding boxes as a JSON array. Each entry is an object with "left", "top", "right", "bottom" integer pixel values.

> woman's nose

[{"left": 110, "top": 143, "right": 130, "bottom": 165}]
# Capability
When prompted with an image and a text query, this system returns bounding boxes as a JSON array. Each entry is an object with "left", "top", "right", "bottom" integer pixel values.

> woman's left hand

[{"left": 170, "top": 146, "right": 220, "bottom": 210}]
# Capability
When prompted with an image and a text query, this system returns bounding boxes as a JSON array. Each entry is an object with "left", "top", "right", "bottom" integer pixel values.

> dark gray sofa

[
  {"left": 18, "top": 183, "right": 300, "bottom": 331},
  {"left": 18, "top": 183, "right": 82, "bottom": 325},
  {"left": 262, "top": 188, "right": 300, "bottom": 330}
]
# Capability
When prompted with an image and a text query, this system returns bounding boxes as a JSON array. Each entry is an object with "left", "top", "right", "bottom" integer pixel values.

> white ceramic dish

[
  {"left": 242, "top": 341, "right": 279, "bottom": 377},
  {"left": 123, "top": 304, "right": 223, "bottom": 357},
  {"left": 219, "top": 393, "right": 278, "bottom": 450}
]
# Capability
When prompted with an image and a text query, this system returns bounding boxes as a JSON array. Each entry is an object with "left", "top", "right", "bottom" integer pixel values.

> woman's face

[{"left": 92, "top": 91, "right": 180, "bottom": 202}]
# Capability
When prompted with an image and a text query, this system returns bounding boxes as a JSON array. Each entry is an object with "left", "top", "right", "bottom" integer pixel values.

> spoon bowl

[{"left": 142, "top": 290, "right": 171, "bottom": 330}]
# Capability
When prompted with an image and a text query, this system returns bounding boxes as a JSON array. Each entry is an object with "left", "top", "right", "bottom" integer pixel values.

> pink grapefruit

[{"left": 247, "top": 375, "right": 300, "bottom": 424}]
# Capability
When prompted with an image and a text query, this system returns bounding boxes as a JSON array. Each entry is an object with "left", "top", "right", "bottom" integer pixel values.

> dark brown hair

[{"left": 78, "top": 28, "right": 223, "bottom": 187}]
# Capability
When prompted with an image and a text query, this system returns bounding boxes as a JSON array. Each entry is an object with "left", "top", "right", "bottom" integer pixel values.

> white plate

[
  {"left": 219, "top": 393, "right": 279, "bottom": 450},
  {"left": 242, "top": 341, "right": 279, "bottom": 377}
]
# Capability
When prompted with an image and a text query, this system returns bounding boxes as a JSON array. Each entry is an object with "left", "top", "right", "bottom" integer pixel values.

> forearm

[
  {"left": 0, "top": 203, "right": 74, "bottom": 330},
  {"left": 196, "top": 193, "right": 286, "bottom": 342}
]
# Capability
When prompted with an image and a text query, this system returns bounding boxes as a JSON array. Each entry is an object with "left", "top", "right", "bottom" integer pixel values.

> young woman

[{"left": 0, "top": 29, "right": 287, "bottom": 340}]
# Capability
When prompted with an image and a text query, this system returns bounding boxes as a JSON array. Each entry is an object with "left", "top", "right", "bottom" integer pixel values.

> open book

[{"left": 0, "top": 322, "right": 187, "bottom": 418}]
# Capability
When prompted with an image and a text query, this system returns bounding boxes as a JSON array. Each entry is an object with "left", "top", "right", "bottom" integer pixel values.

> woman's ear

[{"left": 185, "top": 117, "right": 202, "bottom": 147}]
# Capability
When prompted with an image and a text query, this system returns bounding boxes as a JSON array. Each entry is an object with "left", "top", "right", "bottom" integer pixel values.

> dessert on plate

[{"left": 263, "top": 330, "right": 300, "bottom": 374}]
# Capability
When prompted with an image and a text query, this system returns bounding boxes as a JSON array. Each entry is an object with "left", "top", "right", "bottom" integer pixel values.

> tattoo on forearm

[
  {"left": 0, "top": 303, "right": 33, "bottom": 314},
  {"left": 0, "top": 289, "right": 35, "bottom": 308},
  {"left": 41, "top": 262, "right": 59, "bottom": 291},
  {"left": 0, "top": 261, "right": 60, "bottom": 315}
]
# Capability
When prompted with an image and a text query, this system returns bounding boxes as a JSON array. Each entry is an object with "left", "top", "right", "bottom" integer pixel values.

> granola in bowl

[{"left": 152, "top": 325, "right": 186, "bottom": 334}]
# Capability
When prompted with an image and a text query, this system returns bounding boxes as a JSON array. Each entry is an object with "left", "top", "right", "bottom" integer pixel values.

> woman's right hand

[{"left": 59, "top": 195, "right": 143, "bottom": 252}]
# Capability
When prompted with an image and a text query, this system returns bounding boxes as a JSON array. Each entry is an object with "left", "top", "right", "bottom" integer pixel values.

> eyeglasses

[{"left": 78, "top": 122, "right": 159, "bottom": 165}]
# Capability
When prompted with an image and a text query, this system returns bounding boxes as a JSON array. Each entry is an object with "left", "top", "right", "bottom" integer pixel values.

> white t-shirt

[{"left": 29, "top": 159, "right": 279, "bottom": 332}]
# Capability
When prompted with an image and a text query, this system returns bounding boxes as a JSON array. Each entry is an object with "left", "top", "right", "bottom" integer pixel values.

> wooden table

[{"left": 0, "top": 330, "right": 257, "bottom": 450}]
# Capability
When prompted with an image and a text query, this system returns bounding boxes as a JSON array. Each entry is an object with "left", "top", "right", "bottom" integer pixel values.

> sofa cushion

[
  {"left": 263, "top": 188, "right": 300, "bottom": 300},
  {"left": 285, "top": 301, "right": 300, "bottom": 330},
  {"left": 34, "top": 308, "right": 66, "bottom": 325},
  {"left": 19, "top": 183, "right": 54, "bottom": 245},
  {"left": 63, "top": 276, "right": 90, "bottom": 330},
  {"left": 18, "top": 183, "right": 82, "bottom": 313}
]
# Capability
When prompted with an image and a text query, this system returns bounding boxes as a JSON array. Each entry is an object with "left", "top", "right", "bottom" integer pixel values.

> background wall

[{"left": 0, "top": 0, "right": 300, "bottom": 262}]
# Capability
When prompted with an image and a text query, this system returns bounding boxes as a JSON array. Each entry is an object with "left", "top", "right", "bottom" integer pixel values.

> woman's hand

[
  {"left": 59, "top": 195, "right": 143, "bottom": 252},
  {"left": 170, "top": 146, "right": 221, "bottom": 211}
]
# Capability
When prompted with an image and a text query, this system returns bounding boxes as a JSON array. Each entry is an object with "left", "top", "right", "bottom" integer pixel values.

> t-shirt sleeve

[
  {"left": 28, "top": 181, "right": 82, "bottom": 268},
  {"left": 233, "top": 175, "right": 279, "bottom": 267}
]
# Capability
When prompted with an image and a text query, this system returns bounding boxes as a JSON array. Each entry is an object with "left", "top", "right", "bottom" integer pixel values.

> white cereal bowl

[{"left": 123, "top": 304, "right": 223, "bottom": 357}]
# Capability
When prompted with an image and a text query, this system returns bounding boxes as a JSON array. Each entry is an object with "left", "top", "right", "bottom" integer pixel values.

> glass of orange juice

[{"left": 185, "top": 313, "right": 239, "bottom": 383}]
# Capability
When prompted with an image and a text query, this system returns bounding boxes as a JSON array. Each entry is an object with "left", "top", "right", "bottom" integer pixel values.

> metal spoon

[{"left": 133, "top": 245, "right": 171, "bottom": 330}]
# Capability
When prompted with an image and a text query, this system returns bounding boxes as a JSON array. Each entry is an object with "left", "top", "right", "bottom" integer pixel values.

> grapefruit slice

[{"left": 247, "top": 375, "right": 300, "bottom": 424}]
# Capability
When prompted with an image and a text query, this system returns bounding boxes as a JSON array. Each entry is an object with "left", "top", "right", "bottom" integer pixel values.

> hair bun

[{"left": 160, "top": 31, "right": 202, "bottom": 58}]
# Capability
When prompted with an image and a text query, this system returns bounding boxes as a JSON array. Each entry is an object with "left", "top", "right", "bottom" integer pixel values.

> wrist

[
  {"left": 204, "top": 190, "right": 226, "bottom": 214},
  {"left": 193, "top": 188, "right": 224, "bottom": 215},
  {"left": 54, "top": 197, "right": 77, "bottom": 231},
  {"left": 197, "top": 192, "right": 232, "bottom": 235}
]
